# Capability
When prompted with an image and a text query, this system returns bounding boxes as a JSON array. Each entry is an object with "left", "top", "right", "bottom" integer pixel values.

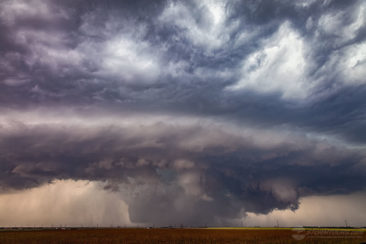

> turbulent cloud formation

[{"left": 0, "top": 0, "right": 365, "bottom": 226}]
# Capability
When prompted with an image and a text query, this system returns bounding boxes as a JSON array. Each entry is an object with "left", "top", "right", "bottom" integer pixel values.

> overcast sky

[{"left": 0, "top": 0, "right": 365, "bottom": 227}]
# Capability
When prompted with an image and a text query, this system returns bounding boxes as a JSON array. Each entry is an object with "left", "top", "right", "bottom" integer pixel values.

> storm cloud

[{"left": 0, "top": 0, "right": 365, "bottom": 226}]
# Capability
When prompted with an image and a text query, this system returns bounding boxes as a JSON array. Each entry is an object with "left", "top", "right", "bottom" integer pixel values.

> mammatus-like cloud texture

[{"left": 0, "top": 0, "right": 365, "bottom": 226}]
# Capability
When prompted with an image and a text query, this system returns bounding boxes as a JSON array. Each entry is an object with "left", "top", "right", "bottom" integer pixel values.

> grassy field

[{"left": 0, "top": 227, "right": 365, "bottom": 244}]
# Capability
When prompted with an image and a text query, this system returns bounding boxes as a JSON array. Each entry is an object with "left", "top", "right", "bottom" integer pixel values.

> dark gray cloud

[
  {"left": 0, "top": 0, "right": 365, "bottom": 226},
  {"left": 0, "top": 117, "right": 365, "bottom": 225}
]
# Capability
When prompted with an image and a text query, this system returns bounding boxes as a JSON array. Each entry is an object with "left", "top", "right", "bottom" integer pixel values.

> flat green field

[{"left": 0, "top": 227, "right": 365, "bottom": 244}]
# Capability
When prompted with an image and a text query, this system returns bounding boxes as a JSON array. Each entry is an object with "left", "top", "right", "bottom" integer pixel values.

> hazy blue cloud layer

[{"left": 0, "top": 0, "right": 365, "bottom": 226}]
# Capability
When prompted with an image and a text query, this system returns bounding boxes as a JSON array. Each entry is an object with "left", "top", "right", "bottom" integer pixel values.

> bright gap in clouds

[
  {"left": 0, "top": 180, "right": 131, "bottom": 227},
  {"left": 227, "top": 22, "right": 311, "bottom": 100}
]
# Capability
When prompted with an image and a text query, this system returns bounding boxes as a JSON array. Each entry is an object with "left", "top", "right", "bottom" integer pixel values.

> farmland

[{"left": 0, "top": 227, "right": 365, "bottom": 244}]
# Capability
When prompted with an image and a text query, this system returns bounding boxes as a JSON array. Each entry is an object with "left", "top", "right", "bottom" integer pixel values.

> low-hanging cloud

[{"left": 0, "top": 112, "right": 365, "bottom": 225}]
